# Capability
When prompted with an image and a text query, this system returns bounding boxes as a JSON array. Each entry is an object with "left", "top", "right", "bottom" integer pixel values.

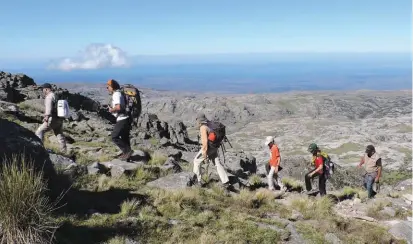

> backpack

[
  {"left": 320, "top": 152, "right": 335, "bottom": 179},
  {"left": 52, "top": 92, "right": 70, "bottom": 119},
  {"left": 206, "top": 120, "right": 226, "bottom": 149},
  {"left": 121, "top": 84, "right": 142, "bottom": 124},
  {"left": 57, "top": 100, "right": 70, "bottom": 118}
]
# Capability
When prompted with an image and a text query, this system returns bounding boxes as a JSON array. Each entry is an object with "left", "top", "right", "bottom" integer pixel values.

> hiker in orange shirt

[{"left": 265, "top": 136, "right": 285, "bottom": 191}]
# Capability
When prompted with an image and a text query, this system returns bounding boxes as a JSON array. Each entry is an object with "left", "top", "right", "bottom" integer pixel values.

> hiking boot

[{"left": 123, "top": 150, "right": 134, "bottom": 161}]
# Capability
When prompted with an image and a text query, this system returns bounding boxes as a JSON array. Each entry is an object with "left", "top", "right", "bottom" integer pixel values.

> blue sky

[{"left": 0, "top": 0, "right": 411, "bottom": 62}]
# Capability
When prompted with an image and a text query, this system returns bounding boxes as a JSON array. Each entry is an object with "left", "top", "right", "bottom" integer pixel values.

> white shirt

[{"left": 111, "top": 91, "right": 129, "bottom": 121}]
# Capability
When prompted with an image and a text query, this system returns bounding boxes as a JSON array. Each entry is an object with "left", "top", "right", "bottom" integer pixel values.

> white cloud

[{"left": 49, "top": 43, "right": 130, "bottom": 71}]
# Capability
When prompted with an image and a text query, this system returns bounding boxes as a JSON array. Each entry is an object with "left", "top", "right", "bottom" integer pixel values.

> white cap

[{"left": 265, "top": 136, "right": 274, "bottom": 146}]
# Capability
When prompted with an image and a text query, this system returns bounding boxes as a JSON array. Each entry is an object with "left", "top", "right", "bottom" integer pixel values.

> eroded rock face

[{"left": 0, "top": 71, "right": 36, "bottom": 88}]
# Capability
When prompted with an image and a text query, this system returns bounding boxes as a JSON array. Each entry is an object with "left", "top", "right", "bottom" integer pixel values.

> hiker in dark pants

[
  {"left": 304, "top": 143, "right": 328, "bottom": 196},
  {"left": 107, "top": 79, "right": 133, "bottom": 160},
  {"left": 358, "top": 145, "right": 382, "bottom": 199}
]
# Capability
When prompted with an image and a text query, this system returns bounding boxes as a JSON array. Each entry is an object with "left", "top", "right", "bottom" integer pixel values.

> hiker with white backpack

[{"left": 35, "top": 83, "right": 68, "bottom": 153}]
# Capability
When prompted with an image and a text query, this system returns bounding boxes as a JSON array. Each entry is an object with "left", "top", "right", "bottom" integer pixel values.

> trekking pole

[{"left": 224, "top": 136, "right": 233, "bottom": 148}]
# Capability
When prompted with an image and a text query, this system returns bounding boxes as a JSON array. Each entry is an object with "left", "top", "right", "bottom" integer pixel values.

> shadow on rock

[
  {"left": 57, "top": 187, "right": 149, "bottom": 216},
  {"left": 55, "top": 219, "right": 141, "bottom": 244}
]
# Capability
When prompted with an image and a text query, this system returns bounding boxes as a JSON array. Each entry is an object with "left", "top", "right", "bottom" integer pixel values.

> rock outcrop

[{"left": 0, "top": 118, "right": 57, "bottom": 186}]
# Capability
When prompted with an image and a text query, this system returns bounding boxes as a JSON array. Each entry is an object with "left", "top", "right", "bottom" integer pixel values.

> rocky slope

[
  {"left": 59, "top": 81, "right": 412, "bottom": 171},
  {"left": 1, "top": 71, "right": 412, "bottom": 244}
]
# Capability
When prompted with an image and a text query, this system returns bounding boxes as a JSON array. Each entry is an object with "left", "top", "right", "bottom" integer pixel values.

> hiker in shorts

[
  {"left": 192, "top": 113, "right": 231, "bottom": 188},
  {"left": 358, "top": 145, "right": 382, "bottom": 199},
  {"left": 107, "top": 79, "right": 133, "bottom": 160},
  {"left": 264, "top": 136, "right": 285, "bottom": 191},
  {"left": 304, "top": 143, "right": 328, "bottom": 196},
  {"left": 35, "top": 83, "right": 67, "bottom": 153}
]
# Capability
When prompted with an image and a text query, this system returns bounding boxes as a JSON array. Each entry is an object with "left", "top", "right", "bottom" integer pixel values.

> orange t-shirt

[{"left": 269, "top": 144, "right": 280, "bottom": 167}]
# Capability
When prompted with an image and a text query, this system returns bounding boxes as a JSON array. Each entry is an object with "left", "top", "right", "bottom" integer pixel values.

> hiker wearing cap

[
  {"left": 305, "top": 143, "right": 329, "bottom": 196},
  {"left": 107, "top": 79, "right": 133, "bottom": 160},
  {"left": 192, "top": 113, "right": 230, "bottom": 188},
  {"left": 265, "top": 136, "right": 284, "bottom": 191},
  {"left": 35, "top": 83, "right": 67, "bottom": 153},
  {"left": 358, "top": 145, "right": 382, "bottom": 199}
]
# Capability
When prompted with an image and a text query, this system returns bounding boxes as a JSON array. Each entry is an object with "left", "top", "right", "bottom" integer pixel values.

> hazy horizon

[{"left": 1, "top": 52, "right": 410, "bottom": 94}]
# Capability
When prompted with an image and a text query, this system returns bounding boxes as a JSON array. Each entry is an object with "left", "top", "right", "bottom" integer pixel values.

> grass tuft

[
  {"left": 120, "top": 199, "right": 141, "bottom": 217},
  {"left": 0, "top": 155, "right": 60, "bottom": 244},
  {"left": 291, "top": 196, "right": 334, "bottom": 220},
  {"left": 282, "top": 177, "right": 303, "bottom": 192}
]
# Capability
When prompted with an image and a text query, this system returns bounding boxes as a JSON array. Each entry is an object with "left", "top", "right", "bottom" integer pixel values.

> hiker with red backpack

[{"left": 192, "top": 113, "right": 231, "bottom": 189}]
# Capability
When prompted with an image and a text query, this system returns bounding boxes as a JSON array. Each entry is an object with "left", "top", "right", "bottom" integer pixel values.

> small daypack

[
  {"left": 57, "top": 100, "right": 70, "bottom": 118},
  {"left": 321, "top": 153, "right": 335, "bottom": 179},
  {"left": 206, "top": 120, "right": 226, "bottom": 149},
  {"left": 52, "top": 92, "right": 70, "bottom": 119},
  {"left": 121, "top": 84, "right": 142, "bottom": 125}
]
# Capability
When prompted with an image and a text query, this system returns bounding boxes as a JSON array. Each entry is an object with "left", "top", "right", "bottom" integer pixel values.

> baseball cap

[{"left": 38, "top": 83, "right": 52, "bottom": 89}]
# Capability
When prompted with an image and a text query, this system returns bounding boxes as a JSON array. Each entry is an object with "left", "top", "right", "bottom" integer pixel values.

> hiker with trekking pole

[{"left": 189, "top": 113, "right": 233, "bottom": 190}]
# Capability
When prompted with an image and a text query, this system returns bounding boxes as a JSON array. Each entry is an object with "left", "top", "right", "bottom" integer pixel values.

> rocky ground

[{"left": 0, "top": 71, "right": 412, "bottom": 244}]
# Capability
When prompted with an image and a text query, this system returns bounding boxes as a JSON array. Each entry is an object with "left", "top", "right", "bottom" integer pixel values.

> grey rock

[
  {"left": 7, "top": 105, "right": 18, "bottom": 112},
  {"left": 166, "top": 147, "right": 183, "bottom": 159},
  {"left": 389, "top": 221, "right": 412, "bottom": 244},
  {"left": 353, "top": 198, "right": 362, "bottom": 204},
  {"left": 395, "top": 179, "right": 413, "bottom": 191},
  {"left": 289, "top": 210, "right": 304, "bottom": 221},
  {"left": 224, "top": 151, "right": 257, "bottom": 177},
  {"left": 110, "top": 165, "right": 126, "bottom": 178},
  {"left": 49, "top": 153, "right": 76, "bottom": 169},
  {"left": 168, "top": 219, "right": 180, "bottom": 225},
  {"left": 125, "top": 238, "right": 140, "bottom": 244},
  {"left": 380, "top": 207, "right": 397, "bottom": 218},
  {"left": 162, "top": 157, "right": 182, "bottom": 173},
  {"left": 146, "top": 171, "right": 193, "bottom": 190},
  {"left": 325, "top": 233, "right": 342, "bottom": 244},
  {"left": 70, "top": 111, "right": 85, "bottom": 122},
  {"left": 87, "top": 162, "right": 105, "bottom": 175},
  {"left": 100, "top": 159, "right": 145, "bottom": 178},
  {"left": 160, "top": 137, "right": 169, "bottom": 146}
]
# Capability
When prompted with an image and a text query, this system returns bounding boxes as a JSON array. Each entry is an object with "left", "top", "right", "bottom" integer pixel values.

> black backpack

[
  {"left": 206, "top": 121, "right": 226, "bottom": 149},
  {"left": 121, "top": 84, "right": 142, "bottom": 125}
]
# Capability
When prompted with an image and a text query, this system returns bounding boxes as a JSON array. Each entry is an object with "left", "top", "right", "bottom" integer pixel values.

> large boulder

[
  {"left": 0, "top": 118, "right": 58, "bottom": 188},
  {"left": 224, "top": 151, "right": 257, "bottom": 177}
]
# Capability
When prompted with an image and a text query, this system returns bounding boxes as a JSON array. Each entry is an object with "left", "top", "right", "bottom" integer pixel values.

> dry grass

[
  {"left": 290, "top": 196, "right": 334, "bottom": 220},
  {"left": 0, "top": 155, "right": 60, "bottom": 244},
  {"left": 148, "top": 151, "right": 167, "bottom": 166},
  {"left": 282, "top": 177, "right": 303, "bottom": 191},
  {"left": 119, "top": 199, "right": 141, "bottom": 217},
  {"left": 249, "top": 174, "right": 263, "bottom": 187}
]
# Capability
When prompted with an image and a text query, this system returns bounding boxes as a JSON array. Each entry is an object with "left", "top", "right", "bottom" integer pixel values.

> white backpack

[{"left": 57, "top": 100, "right": 70, "bottom": 118}]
